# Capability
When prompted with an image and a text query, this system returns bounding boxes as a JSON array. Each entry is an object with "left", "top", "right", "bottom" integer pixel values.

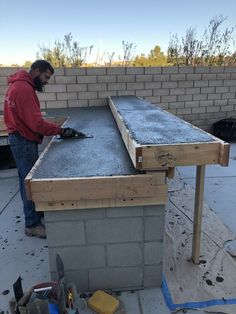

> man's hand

[{"left": 60, "top": 128, "right": 86, "bottom": 139}]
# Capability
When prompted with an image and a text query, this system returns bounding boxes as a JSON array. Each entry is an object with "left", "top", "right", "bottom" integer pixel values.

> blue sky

[{"left": 0, "top": 0, "right": 236, "bottom": 65}]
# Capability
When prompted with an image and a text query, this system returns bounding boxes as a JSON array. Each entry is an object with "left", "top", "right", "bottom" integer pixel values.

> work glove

[{"left": 60, "top": 127, "right": 86, "bottom": 139}]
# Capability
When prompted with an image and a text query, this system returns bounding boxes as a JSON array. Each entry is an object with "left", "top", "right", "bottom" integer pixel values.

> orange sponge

[{"left": 87, "top": 290, "right": 119, "bottom": 314}]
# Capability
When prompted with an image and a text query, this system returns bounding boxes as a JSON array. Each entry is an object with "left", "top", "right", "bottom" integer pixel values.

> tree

[
  {"left": 122, "top": 40, "right": 137, "bottom": 65},
  {"left": 167, "top": 15, "right": 236, "bottom": 66},
  {"left": 133, "top": 45, "right": 167, "bottom": 66},
  {"left": 37, "top": 33, "right": 93, "bottom": 67}
]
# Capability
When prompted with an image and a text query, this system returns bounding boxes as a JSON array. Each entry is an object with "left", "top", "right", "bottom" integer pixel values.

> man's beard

[{"left": 33, "top": 76, "right": 44, "bottom": 92}]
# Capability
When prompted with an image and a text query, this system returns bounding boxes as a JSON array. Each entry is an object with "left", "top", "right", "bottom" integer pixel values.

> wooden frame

[{"left": 108, "top": 97, "right": 230, "bottom": 169}]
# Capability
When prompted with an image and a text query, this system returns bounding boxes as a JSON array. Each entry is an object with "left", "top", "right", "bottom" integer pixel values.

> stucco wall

[{"left": 1, "top": 66, "right": 236, "bottom": 131}]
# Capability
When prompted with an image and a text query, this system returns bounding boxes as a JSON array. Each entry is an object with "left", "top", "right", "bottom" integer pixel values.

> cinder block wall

[
  {"left": 1, "top": 66, "right": 236, "bottom": 131},
  {"left": 45, "top": 205, "right": 165, "bottom": 291}
]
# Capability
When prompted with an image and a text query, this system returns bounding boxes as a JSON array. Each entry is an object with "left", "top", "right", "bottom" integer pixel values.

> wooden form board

[{"left": 108, "top": 96, "right": 230, "bottom": 169}]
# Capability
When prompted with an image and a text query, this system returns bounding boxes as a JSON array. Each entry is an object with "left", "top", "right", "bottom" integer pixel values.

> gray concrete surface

[
  {"left": 110, "top": 96, "right": 214, "bottom": 144},
  {"left": 2, "top": 139, "right": 236, "bottom": 313}
]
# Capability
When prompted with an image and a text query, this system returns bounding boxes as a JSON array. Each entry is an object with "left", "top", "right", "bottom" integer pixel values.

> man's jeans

[{"left": 9, "top": 133, "right": 41, "bottom": 228}]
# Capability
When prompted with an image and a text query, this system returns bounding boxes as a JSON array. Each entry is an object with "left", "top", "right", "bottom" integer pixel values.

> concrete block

[
  {"left": 162, "top": 66, "right": 178, "bottom": 74},
  {"left": 162, "top": 82, "right": 177, "bottom": 89},
  {"left": 177, "top": 108, "right": 191, "bottom": 114},
  {"left": 217, "top": 73, "right": 231, "bottom": 80},
  {"left": 0, "top": 77, "right": 7, "bottom": 85},
  {"left": 170, "top": 88, "right": 185, "bottom": 96},
  {"left": 194, "top": 81, "right": 209, "bottom": 87},
  {"left": 216, "top": 86, "right": 229, "bottom": 93},
  {"left": 221, "top": 105, "right": 234, "bottom": 111},
  {"left": 229, "top": 99, "right": 236, "bottom": 105},
  {"left": 68, "top": 99, "right": 88, "bottom": 107},
  {"left": 126, "top": 67, "right": 144, "bottom": 75},
  {"left": 208, "top": 93, "right": 221, "bottom": 100},
  {"left": 45, "top": 84, "right": 66, "bottom": 93},
  {"left": 187, "top": 74, "right": 201, "bottom": 80},
  {"left": 107, "top": 243, "right": 143, "bottom": 266},
  {"left": 192, "top": 107, "right": 206, "bottom": 114},
  {"left": 88, "top": 83, "right": 107, "bottom": 92},
  {"left": 0, "top": 86, "right": 8, "bottom": 94},
  {"left": 136, "top": 90, "right": 152, "bottom": 97},
  {"left": 144, "top": 265, "right": 162, "bottom": 287},
  {"left": 145, "top": 82, "right": 161, "bottom": 89},
  {"left": 136, "top": 75, "right": 152, "bottom": 82},
  {"left": 108, "top": 83, "right": 126, "bottom": 91},
  {"left": 193, "top": 94, "right": 207, "bottom": 101},
  {"left": 46, "top": 221, "right": 85, "bottom": 246},
  {"left": 117, "top": 75, "right": 135, "bottom": 83},
  {"left": 210, "top": 66, "right": 224, "bottom": 73},
  {"left": 89, "top": 267, "right": 142, "bottom": 290},
  {"left": 51, "top": 270, "right": 89, "bottom": 291},
  {"left": 178, "top": 67, "right": 194, "bottom": 73},
  {"left": 65, "top": 68, "right": 86, "bottom": 75},
  {"left": 107, "top": 68, "right": 126, "bottom": 75},
  {"left": 98, "top": 75, "right": 117, "bottom": 83},
  {"left": 224, "top": 80, "right": 236, "bottom": 86},
  {"left": 77, "top": 76, "right": 97, "bottom": 83},
  {"left": 118, "top": 90, "right": 135, "bottom": 96},
  {"left": 170, "top": 74, "right": 186, "bottom": 81},
  {"left": 57, "top": 92, "right": 77, "bottom": 100},
  {"left": 37, "top": 93, "right": 56, "bottom": 101},
  {"left": 0, "top": 67, "right": 18, "bottom": 76},
  {"left": 54, "top": 68, "right": 65, "bottom": 75},
  {"left": 55, "top": 76, "right": 76, "bottom": 84},
  {"left": 231, "top": 73, "right": 236, "bottom": 79},
  {"left": 143, "top": 205, "right": 165, "bottom": 216},
  {"left": 127, "top": 82, "right": 144, "bottom": 90},
  {"left": 145, "top": 67, "right": 161, "bottom": 74},
  {"left": 230, "top": 86, "right": 236, "bottom": 92},
  {"left": 87, "top": 68, "right": 106, "bottom": 75},
  {"left": 89, "top": 99, "right": 107, "bottom": 106},
  {"left": 225, "top": 66, "right": 236, "bottom": 72},
  {"left": 46, "top": 100, "right": 68, "bottom": 108},
  {"left": 144, "top": 96, "right": 161, "bottom": 104},
  {"left": 178, "top": 81, "right": 193, "bottom": 88},
  {"left": 153, "top": 89, "right": 169, "bottom": 96},
  {"left": 157, "top": 102, "right": 169, "bottom": 110},
  {"left": 195, "top": 67, "right": 209, "bottom": 73},
  {"left": 78, "top": 91, "right": 97, "bottom": 100},
  {"left": 106, "top": 206, "right": 143, "bottom": 218},
  {"left": 144, "top": 241, "right": 163, "bottom": 265},
  {"left": 177, "top": 95, "right": 192, "bottom": 101},
  {"left": 161, "top": 95, "right": 177, "bottom": 103},
  {"left": 168, "top": 108, "right": 177, "bottom": 115},
  {"left": 169, "top": 102, "right": 185, "bottom": 109},
  {"left": 199, "top": 100, "right": 214, "bottom": 107},
  {"left": 49, "top": 245, "right": 105, "bottom": 270},
  {"left": 45, "top": 208, "right": 105, "bottom": 222},
  {"left": 207, "top": 106, "right": 220, "bottom": 113},
  {"left": 153, "top": 74, "right": 169, "bottom": 81},
  {"left": 67, "top": 84, "right": 87, "bottom": 92},
  {"left": 86, "top": 218, "right": 142, "bottom": 243},
  {"left": 202, "top": 73, "right": 217, "bottom": 80},
  {"left": 98, "top": 90, "right": 117, "bottom": 98},
  {"left": 186, "top": 88, "right": 201, "bottom": 95},
  {"left": 145, "top": 216, "right": 165, "bottom": 241},
  {"left": 201, "top": 87, "right": 215, "bottom": 94},
  {"left": 209, "top": 80, "right": 223, "bottom": 87}
]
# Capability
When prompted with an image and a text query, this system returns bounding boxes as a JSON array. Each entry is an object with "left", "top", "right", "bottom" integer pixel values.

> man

[{"left": 4, "top": 60, "right": 76, "bottom": 239}]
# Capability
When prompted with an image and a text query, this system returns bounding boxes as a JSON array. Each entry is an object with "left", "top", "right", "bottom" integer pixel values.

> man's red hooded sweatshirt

[{"left": 4, "top": 70, "right": 61, "bottom": 143}]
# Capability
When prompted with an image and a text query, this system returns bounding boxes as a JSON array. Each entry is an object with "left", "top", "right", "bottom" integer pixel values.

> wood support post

[{"left": 192, "top": 165, "right": 205, "bottom": 264}]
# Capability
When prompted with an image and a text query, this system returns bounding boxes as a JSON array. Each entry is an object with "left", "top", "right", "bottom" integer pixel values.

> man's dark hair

[{"left": 30, "top": 60, "right": 54, "bottom": 74}]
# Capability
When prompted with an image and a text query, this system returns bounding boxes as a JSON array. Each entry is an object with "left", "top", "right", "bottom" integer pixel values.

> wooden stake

[{"left": 192, "top": 165, "right": 205, "bottom": 264}]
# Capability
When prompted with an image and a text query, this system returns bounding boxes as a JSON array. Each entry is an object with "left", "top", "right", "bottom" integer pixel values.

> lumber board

[
  {"left": 108, "top": 96, "right": 230, "bottom": 169},
  {"left": 28, "top": 173, "right": 167, "bottom": 202}
]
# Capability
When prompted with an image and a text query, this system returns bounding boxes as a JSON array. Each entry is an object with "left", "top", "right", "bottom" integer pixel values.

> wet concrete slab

[
  {"left": 33, "top": 107, "right": 139, "bottom": 179},
  {"left": 110, "top": 96, "right": 214, "bottom": 145}
]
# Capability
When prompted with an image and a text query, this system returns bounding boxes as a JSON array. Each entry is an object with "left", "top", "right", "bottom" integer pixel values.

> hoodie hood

[{"left": 8, "top": 70, "right": 35, "bottom": 88}]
